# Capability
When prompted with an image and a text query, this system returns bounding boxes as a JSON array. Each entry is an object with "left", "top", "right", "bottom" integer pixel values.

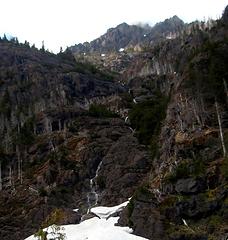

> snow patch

[
  {"left": 24, "top": 201, "right": 148, "bottom": 240},
  {"left": 91, "top": 201, "right": 128, "bottom": 219},
  {"left": 119, "top": 48, "right": 124, "bottom": 52}
]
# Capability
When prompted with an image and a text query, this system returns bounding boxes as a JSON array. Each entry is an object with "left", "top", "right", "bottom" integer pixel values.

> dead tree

[{"left": 215, "top": 101, "right": 226, "bottom": 157}]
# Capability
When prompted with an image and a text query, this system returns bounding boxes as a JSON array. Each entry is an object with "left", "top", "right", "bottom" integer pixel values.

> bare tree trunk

[
  {"left": 9, "top": 165, "right": 12, "bottom": 186},
  {"left": 223, "top": 79, "right": 228, "bottom": 105},
  {"left": 177, "top": 115, "right": 184, "bottom": 132},
  {"left": 16, "top": 145, "right": 21, "bottom": 182},
  {"left": 20, "top": 154, "right": 23, "bottom": 184},
  {"left": 193, "top": 100, "right": 202, "bottom": 127},
  {"left": 215, "top": 101, "right": 226, "bottom": 157},
  {"left": 63, "top": 121, "right": 67, "bottom": 144}
]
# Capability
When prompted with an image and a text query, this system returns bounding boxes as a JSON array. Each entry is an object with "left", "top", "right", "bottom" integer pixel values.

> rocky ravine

[{"left": 0, "top": 6, "right": 228, "bottom": 240}]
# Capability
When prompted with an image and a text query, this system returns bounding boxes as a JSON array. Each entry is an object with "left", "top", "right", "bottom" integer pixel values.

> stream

[{"left": 87, "top": 161, "right": 103, "bottom": 213}]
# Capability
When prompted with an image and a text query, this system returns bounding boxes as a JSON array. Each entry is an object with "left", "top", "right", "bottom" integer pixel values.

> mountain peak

[
  {"left": 117, "top": 22, "right": 129, "bottom": 28},
  {"left": 222, "top": 5, "right": 228, "bottom": 23},
  {"left": 70, "top": 16, "right": 185, "bottom": 54},
  {"left": 171, "top": 15, "right": 183, "bottom": 21}
]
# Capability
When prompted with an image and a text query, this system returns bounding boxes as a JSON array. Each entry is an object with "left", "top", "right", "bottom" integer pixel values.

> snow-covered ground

[
  {"left": 91, "top": 201, "right": 128, "bottom": 219},
  {"left": 25, "top": 201, "right": 148, "bottom": 240}
]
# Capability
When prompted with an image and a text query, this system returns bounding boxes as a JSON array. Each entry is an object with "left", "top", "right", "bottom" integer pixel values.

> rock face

[
  {"left": 174, "top": 177, "right": 207, "bottom": 194},
  {"left": 117, "top": 7, "right": 228, "bottom": 240},
  {"left": 70, "top": 16, "right": 185, "bottom": 54},
  {"left": 70, "top": 22, "right": 149, "bottom": 54},
  {"left": 0, "top": 92, "right": 152, "bottom": 239},
  {"left": 98, "top": 134, "right": 151, "bottom": 205},
  {"left": 118, "top": 188, "right": 166, "bottom": 240},
  {"left": 0, "top": 5, "right": 228, "bottom": 240}
]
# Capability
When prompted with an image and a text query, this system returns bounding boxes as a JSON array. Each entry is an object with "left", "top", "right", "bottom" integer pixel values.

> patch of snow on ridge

[
  {"left": 91, "top": 200, "right": 128, "bottom": 219},
  {"left": 24, "top": 201, "right": 148, "bottom": 240}
]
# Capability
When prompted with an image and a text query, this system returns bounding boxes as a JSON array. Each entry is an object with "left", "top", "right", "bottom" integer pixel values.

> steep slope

[
  {"left": 118, "top": 7, "right": 228, "bottom": 240},
  {"left": 0, "top": 6, "right": 228, "bottom": 240},
  {"left": 70, "top": 22, "right": 149, "bottom": 54},
  {"left": 70, "top": 16, "right": 184, "bottom": 55},
  {"left": 0, "top": 40, "right": 153, "bottom": 240}
]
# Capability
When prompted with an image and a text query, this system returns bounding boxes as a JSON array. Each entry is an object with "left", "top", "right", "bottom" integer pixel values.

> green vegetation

[
  {"left": 127, "top": 184, "right": 155, "bottom": 227},
  {"left": 119, "top": 92, "right": 133, "bottom": 108},
  {"left": 129, "top": 92, "right": 168, "bottom": 158},
  {"left": 34, "top": 209, "right": 66, "bottom": 240},
  {"left": 187, "top": 40, "right": 228, "bottom": 104},
  {"left": 207, "top": 215, "right": 223, "bottom": 233},
  {"left": 165, "top": 158, "right": 206, "bottom": 183},
  {"left": 135, "top": 184, "right": 154, "bottom": 199},
  {"left": 167, "top": 224, "right": 207, "bottom": 240},
  {"left": 14, "top": 117, "right": 35, "bottom": 145},
  {"left": 74, "top": 61, "right": 117, "bottom": 81},
  {"left": 0, "top": 89, "right": 11, "bottom": 118},
  {"left": 96, "top": 175, "right": 106, "bottom": 189},
  {"left": 68, "top": 120, "right": 80, "bottom": 133},
  {"left": 221, "top": 156, "right": 228, "bottom": 180},
  {"left": 88, "top": 104, "right": 118, "bottom": 118},
  {"left": 159, "top": 195, "right": 179, "bottom": 212},
  {"left": 129, "top": 93, "right": 168, "bottom": 144},
  {"left": 0, "top": 147, "right": 10, "bottom": 168},
  {"left": 38, "top": 187, "right": 48, "bottom": 197},
  {"left": 224, "top": 131, "right": 228, "bottom": 152},
  {"left": 127, "top": 198, "right": 135, "bottom": 227}
]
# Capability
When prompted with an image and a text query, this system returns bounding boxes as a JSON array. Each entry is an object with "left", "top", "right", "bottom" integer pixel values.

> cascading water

[{"left": 87, "top": 161, "right": 102, "bottom": 213}]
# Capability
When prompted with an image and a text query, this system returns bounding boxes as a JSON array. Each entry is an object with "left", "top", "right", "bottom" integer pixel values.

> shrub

[
  {"left": 88, "top": 104, "right": 118, "bottom": 118},
  {"left": 0, "top": 89, "right": 11, "bottom": 118},
  {"left": 129, "top": 93, "right": 168, "bottom": 146},
  {"left": 35, "top": 209, "right": 66, "bottom": 240},
  {"left": 38, "top": 187, "right": 48, "bottom": 197},
  {"left": 186, "top": 40, "right": 228, "bottom": 104},
  {"left": 14, "top": 117, "right": 35, "bottom": 145},
  {"left": 127, "top": 199, "right": 135, "bottom": 227},
  {"left": 166, "top": 159, "right": 206, "bottom": 183},
  {"left": 221, "top": 156, "right": 228, "bottom": 180},
  {"left": 207, "top": 215, "right": 222, "bottom": 233},
  {"left": 96, "top": 176, "right": 106, "bottom": 189}
]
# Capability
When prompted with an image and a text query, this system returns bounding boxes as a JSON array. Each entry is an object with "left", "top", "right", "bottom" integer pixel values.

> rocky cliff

[
  {"left": 70, "top": 16, "right": 184, "bottom": 55},
  {"left": 117, "top": 8, "right": 228, "bottom": 240},
  {"left": 0, "top": 6, "right": 228, "bottom": 240}
]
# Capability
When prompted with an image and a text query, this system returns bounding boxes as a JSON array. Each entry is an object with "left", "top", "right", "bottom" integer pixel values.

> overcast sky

[{"left": 0, "top": 0, "right": 227, "bottom": 52}]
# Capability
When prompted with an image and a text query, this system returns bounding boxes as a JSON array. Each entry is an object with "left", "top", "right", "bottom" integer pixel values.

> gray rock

[{"left": 175, "top": 177, "right": 206, "bottom": 194}]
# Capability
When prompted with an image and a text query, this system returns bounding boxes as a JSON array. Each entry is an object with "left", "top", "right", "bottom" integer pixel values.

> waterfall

[
  {"left": 87, "top": 161, "right": 102, "bottom": 213},
  {"left": 128, "top": 127, "right": 135, "bottom": 133}
]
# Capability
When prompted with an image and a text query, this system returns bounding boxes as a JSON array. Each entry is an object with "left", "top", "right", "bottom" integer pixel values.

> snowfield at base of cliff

[{"left": 25, "top": 201, "right": 148, "bottom": 240}]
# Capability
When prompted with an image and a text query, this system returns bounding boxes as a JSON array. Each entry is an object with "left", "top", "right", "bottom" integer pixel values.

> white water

[
  {"left": 87, "top": 161, "right": 103, "bottom": 213},
  {"left": 128, "top": 127, "right": 135, "bottom": 133}
]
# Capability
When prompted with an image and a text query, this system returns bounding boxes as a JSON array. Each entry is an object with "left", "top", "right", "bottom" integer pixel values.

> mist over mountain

[{"left": 70, "top": 16, "right": 185, "bottom": 54}]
